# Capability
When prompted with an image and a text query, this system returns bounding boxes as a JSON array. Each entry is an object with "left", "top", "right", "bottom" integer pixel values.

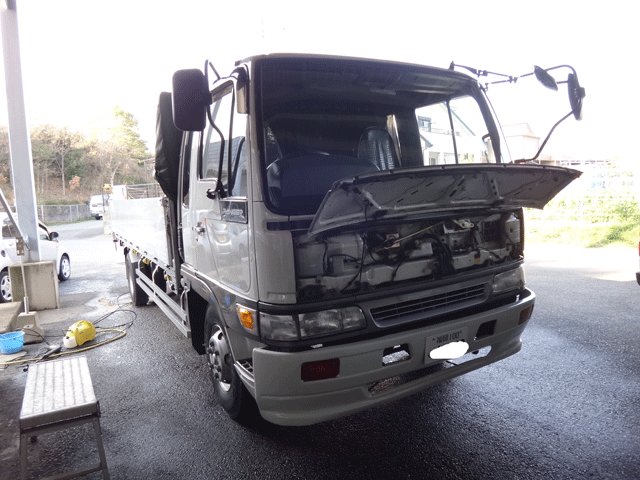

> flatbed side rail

[
  {"left": 135, "top": 273, "right": 190, "bottom": 338},
  {"left": 112, "top": 232, "right": 190, "bottom": 338}
]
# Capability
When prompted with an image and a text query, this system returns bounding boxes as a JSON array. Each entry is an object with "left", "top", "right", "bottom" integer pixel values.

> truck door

[{"left": 184, "top": 79, "right": 251, "bottom": 294}]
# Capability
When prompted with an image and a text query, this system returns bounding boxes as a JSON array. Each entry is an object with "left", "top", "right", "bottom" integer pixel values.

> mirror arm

[
  {"left": 544, "top": 64, "right": 577, "bottom": 76},
  {"left": 206, "top": 119, "right": 226, "bottom": 198},
  {"left": 521, "top": 111, "right": 573, "bottom": 162},
  {"left": 205, "top": 60, "right": 221, "bottom": 82},
  {"left": 450, "top": 62, "right": 515, "bottom": 80},
  {"left": 455, "top": 63, "right": 578, "bottom": 87}
]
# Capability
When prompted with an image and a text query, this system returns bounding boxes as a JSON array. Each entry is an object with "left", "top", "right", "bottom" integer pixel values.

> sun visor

[
  {"left": 154, "top": 92, "right": 183, "bottom": 203},
  {"left": 308, "top": 164, "right": 581, "bottom": 236}
]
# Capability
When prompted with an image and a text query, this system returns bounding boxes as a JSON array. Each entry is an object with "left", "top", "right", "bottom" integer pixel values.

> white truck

[{"left": 111, "top": 54, "right": 584, "bottom": 426}]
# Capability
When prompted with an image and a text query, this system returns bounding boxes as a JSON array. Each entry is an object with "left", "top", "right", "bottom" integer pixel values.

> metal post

[{"left": 1, "top": 0, "right": 40, "bottom": 262}]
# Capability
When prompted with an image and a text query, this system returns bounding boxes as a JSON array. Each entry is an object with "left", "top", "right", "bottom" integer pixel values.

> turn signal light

[
  {"left": 236, "top": 305, "right": 256, "bottom": 334},
  {"left": 301, "top": 358, "right": 340, "bottom": 382},
  {"left": 518, "top": 305, "right": 534, "bottom": 325}
]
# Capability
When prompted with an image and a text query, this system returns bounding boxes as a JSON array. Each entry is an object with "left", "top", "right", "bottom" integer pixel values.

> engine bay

[{"left": 294, "top": 209, "right": 524, "bottom": 301}]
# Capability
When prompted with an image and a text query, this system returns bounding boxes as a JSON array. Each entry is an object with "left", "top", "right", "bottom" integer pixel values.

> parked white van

[{"left": 89, "top": 195, "right": 105, "bottom": 220}]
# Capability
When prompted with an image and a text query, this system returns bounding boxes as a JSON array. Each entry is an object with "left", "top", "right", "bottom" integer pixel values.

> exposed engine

[{"left": 294, "top": 210, "right": 524, "bottom": 301}]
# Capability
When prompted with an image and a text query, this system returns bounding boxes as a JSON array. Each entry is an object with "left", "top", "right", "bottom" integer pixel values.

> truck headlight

[
  {"left": 493, "top": 266, "right": 525, "bottom": 295},
  {"left": 259, "top": 307, "right": 366, "bottom": 341},
  {"left": 300, "top": 307, "right": 365, "bottom": 337},
  {"left": 259, "top": 313, "right": 299, "bottom": 341}
]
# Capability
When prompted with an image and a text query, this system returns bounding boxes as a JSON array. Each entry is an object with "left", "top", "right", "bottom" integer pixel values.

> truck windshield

[
  {"left": 259, "top": 58, "right": 505, "bottom": 215},
  {"left": 418, "top": 95, "right": 497, "bottom": 165}
]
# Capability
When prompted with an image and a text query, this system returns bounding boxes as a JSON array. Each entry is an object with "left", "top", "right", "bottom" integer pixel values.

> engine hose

[{"left": 424, "top": 234, "right": 455, "bottom": 276}]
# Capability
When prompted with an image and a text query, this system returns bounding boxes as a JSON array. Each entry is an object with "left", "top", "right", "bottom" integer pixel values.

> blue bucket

[{"left": 0, "top": 331, "right": 25, "bottom": 354}]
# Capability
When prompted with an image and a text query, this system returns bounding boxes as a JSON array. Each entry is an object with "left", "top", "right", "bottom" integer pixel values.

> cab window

[
  {"left": 200, "top": 83, "right": 248, "bottom": 198},
  {"left": 416, "top": 96, "right": 494, "bottom": 165},
  {"left": 181, "top": 131, "right": 199, "bottom": 207}
]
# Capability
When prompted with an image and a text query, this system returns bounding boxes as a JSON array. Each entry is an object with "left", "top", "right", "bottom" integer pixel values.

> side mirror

[
  {"left": 533, "top": 65, "right": 585, "bottom": 121},
  {"left": 567, "top": 73, "right": 585, "bottom": 120},
  {"left": 534, "top": 65, "right": 558, "bottom": 91},
  {"left": 50, "top": 231, "right": 59, "bottom": 240},
  {"left": 172, "top": 69, "right": 210, "bottom": 131}
]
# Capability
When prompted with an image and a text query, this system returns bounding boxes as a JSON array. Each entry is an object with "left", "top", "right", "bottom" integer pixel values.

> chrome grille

[{"left": 370, "top": 284, "right": 487, "bottom": 323}]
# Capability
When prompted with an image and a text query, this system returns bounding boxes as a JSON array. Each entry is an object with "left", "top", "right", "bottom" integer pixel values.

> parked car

[
  {"left": 90, "top": 194, "right": 106, "bottom": 220},
  {"left": 0, "top": 218, "right": 70, "bottom": 302}
]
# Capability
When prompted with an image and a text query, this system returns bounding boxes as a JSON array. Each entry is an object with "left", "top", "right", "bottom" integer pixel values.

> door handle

[{"left": 194, "top": 222, "right": 205, "bottom": 235}]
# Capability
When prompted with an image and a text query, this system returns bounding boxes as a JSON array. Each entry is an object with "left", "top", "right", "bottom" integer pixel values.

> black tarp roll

[{"left": 154, "top": 92, "right": 183, "bottom": 202}]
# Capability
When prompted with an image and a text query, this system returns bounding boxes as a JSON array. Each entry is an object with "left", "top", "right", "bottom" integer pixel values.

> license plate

[{"left": 425, "top": 327, "right": 468, "bottom": 361}]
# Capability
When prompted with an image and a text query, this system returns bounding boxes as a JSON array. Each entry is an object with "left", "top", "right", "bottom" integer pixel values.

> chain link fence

[
  {"left": 38, "top": 204, "right": 91, "bottom": 223},
  {"left": 2, "top": 204, "right": 91, "bottom": 224}
]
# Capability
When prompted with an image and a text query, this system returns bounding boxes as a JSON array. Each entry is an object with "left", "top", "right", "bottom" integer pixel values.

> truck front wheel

[
  {"left": 126, "top": 252, "right": 149, "bottom": 307},
  {"left": 204, "top": 307, "right": 256, "bottom": 422}
]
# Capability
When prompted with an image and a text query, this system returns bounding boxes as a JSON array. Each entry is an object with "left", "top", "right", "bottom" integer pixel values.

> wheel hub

[
  {"left": 0, "top": 274, "right": 11, "bottom": 302},
  {"left": 61, "top": 258, "right": 70, "bottom": 278},
  {"left": 207, "top": 326, "right": 233, "bottom": 386}
]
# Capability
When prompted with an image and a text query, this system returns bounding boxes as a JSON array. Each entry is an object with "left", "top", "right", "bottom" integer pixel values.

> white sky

[{"left": 1, "top": 0, "right": 638, "bottom": 163}]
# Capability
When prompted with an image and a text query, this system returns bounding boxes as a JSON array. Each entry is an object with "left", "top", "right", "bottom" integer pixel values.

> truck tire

[
  {"left": 126, "top": 252, "right": 149, "bottom": 307},
  {"left": 204, "top": 306, "right": 257, "bottom": 422}
]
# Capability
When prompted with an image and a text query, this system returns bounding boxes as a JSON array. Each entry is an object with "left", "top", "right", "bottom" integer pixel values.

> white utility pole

[{"left": 1, "top": 0, "right": 40, "bottom": 262}]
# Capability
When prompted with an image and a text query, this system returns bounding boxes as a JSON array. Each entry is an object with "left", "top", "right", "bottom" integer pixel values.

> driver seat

[{"left": 358, "top": 127, "right": 398, "bottom": 170}]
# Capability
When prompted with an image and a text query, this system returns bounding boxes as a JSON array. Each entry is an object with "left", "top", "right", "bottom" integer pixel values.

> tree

[
  {"left": 31, "top": 125, "right": 84, "bottom": 196},
  {"left": 30, "top": 125, "right": 55, "bottom": 195},
  {"left": 0, "top": 107, "right": 150, "bottom": 204},
  {"left": 111, "top": 106, "right": 148, "bottom": 161},
  {"left": 50, "top": 127, "right": 83, "bottom": 196},
  {"left": 87, "top": 137, "right": 130, "bottom": 188},
  {"left": 0, "top": 127, "right": 11, "bottom": 200},
  {"left": 85, "top": 106, "right": 150, "bottom": 189}
]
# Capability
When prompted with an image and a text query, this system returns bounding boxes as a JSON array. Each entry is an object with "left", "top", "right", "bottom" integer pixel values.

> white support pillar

[{"left": 1, "top": 0, "right": 40, "bottom": 262}]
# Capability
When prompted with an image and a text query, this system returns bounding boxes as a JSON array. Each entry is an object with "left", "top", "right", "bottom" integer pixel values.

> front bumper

[{"left": 248, "top": 288, "right": 535, "bottom": 426}]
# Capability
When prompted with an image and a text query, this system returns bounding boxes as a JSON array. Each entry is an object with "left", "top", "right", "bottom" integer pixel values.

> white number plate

[{"left": 425, "top": 327, "right": 468, "bottom": 361}]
